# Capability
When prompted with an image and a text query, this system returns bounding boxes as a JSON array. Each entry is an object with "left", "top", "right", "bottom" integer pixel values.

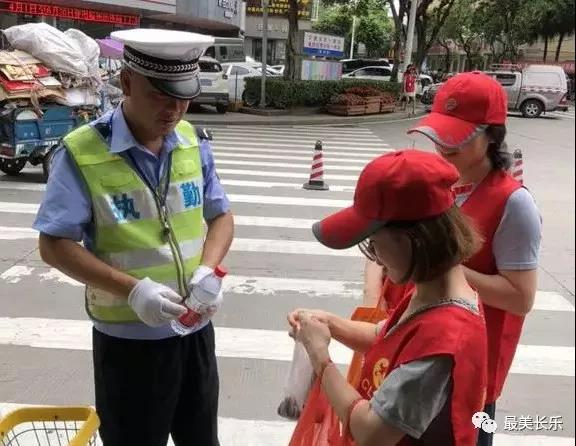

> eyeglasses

[{"left": 358, "top": 239, "right": 377, "bottom": 262}]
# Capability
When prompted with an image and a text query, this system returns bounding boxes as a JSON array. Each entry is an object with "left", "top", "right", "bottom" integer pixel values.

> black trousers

[
  {"left": 477, "top": 402, "right": 496, "bottom": 446},
  {"left": 93, "top": 323, "right": 219, "bottom": 446}
]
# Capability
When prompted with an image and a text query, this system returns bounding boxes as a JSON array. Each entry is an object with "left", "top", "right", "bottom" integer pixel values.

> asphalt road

[{"left": 0, "top": 108, "right": 573, "bottom": 445}]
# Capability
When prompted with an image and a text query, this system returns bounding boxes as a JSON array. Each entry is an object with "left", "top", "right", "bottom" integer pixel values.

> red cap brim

[
  {"left": 408, "top": 112, "right": 485, "bottom": 149},
  {"left": 312, "top": 206, "right": 386, "bottom": 250}
]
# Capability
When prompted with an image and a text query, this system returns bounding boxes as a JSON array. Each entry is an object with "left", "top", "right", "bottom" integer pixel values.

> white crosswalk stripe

[
  {"left": 543, "top": 109, "right": 575, "bottom": 120},
  {"left": 0, "top": 125, "right": 573, "bottom": 445},
  {"left": 2, "top": 403, "right": 571, "bottom": 446}
]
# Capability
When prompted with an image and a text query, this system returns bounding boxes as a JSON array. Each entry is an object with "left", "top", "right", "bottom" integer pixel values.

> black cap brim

[{"left": 147, "top": 76, "right": 201, "bottom": 100}]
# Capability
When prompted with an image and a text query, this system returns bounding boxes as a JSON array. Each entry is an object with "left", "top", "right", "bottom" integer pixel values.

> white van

[{"left": 485, "top": 64, "right": 569, "bottom": 118}]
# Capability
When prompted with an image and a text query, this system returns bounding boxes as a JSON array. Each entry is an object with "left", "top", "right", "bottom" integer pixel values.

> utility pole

[
  {"left": 349, "top": 0, "right": 358, "bottom": 59},
  {"left": 260, "top": 0, "right": 269, "bottom": 109},
  {"left": 349, "top": 16, "right": 357, "bottom": 59},
  {"left": 403, "top": 0, "right": 418, "bottom": 73}
]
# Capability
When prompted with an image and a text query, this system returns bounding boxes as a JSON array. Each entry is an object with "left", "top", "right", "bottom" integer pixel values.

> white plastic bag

[
  {"left": 64, "top": 29, "right": 101, "bottom": 81},
  {"left": 277, "top": 340, "right": 315, "bottom": 420},
  {"left": 3, "top": 23, "right": 98, "bottom": 80}
]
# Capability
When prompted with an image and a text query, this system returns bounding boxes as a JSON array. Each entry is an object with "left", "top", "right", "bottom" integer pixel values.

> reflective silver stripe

[
  {"left": 93, "top": 188, "right": 157, "bottom": 226},
  {"left": 100, "top": 238, "right": 204, "bottom": 272},
  {"left": 166, "top": 177, "right": 204, "bottom": 214},
  {"left": 88, "top": 280, "right": 181, "bottom": 305},
  {"left": 93, "top": 177, "right": 204, "bottom": 226}
]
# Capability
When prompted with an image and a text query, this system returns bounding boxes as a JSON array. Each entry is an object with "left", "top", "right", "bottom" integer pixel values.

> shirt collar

[{"left": 109, "top": 105, "right": 188, "bottom": 154}]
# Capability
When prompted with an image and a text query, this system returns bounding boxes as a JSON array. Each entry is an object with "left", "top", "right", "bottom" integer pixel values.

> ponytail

[{"left": 485, "top": 125, "right": 512, "bottom": 171}]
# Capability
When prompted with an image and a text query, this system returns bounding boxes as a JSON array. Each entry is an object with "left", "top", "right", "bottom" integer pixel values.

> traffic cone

[
  {"left": 303, "top": 141, "right": 329, "bottom": 191},
  {"left": 511, "top": 149, "right": 524, "bottom": 184}
]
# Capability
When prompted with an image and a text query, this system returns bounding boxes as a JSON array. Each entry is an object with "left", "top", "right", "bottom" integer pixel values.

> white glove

[
  {"left": 189, "top": 265, "right": 214, "bottom": 287},
  {"left": 128, "top": 278, "right": 187, "bottom": 327}
]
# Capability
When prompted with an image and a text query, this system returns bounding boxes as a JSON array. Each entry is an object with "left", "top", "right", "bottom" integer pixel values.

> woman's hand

[
  {"left": 287, "top": 308, "right": 331, "bottom": 336},
  {"left": 289, "top": 310, "right": 332, "bottom": 374}
]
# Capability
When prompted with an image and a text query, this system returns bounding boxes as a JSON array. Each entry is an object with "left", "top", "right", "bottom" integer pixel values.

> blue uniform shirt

[{"left": 33, "top": 106, "right": 230, "bottom": 340}]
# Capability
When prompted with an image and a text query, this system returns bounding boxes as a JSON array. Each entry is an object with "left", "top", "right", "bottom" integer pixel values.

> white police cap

[{"left": 111, "top": 28, "right": 215, "bottom": 100}]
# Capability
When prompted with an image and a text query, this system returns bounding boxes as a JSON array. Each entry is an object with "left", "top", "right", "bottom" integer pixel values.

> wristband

[{"left": 344, "top": 397, "right": 366, "bottom": 438}]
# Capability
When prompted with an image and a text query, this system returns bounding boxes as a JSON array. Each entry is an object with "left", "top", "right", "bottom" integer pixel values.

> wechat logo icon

[{"left": 472, "top": 412, "right": 498, "bottom": 434}]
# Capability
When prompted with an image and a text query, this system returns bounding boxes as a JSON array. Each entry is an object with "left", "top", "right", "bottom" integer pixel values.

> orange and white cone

[
  {"left": 511, "top": 149, "right": 523, "bottom": 184},
  {"left": 303, "top": 141, "right": 329, "bottom": 191}
]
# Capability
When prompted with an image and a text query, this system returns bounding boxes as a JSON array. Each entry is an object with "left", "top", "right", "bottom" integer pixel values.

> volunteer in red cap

[
  {"left": 403, "top": 71, "right": 541, "bottom": 446},
  {"left": 287, "top": 150, "right": 488, "bottom": 446}
]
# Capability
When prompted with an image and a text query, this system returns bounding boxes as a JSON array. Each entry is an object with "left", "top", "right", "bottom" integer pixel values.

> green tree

[
  {"left": 524, "top": 0, "right": 575, "bottom": 62},
  {"left": 414, "top": 0, "right": 458, "bottom": 70},
  {"left": 554, "top": 0, "right": 575, "bottom": 62},
  {"left": 385, "top": 0, "right": 457, "bottom": 79},
  {"left": 285, "top": 0, "right": 350, "bottom": 80},
  {"left": 313, "top": 0, "right": 393, "bottom": 58},
  {"left": 475, "top": 0, "right": 533, "bottom": 63}
]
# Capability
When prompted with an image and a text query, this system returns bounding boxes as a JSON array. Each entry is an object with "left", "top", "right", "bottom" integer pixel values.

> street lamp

[{"left": 260, "top": 0, "right": 269, "bottom": 109}]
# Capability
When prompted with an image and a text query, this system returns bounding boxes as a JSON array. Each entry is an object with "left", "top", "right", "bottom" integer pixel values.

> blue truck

[{"left": 0, "top": 104, "right": 98, "bottom": 180}]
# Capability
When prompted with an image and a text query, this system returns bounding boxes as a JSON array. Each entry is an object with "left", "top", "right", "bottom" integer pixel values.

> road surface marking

[
  {"left": 213, "top": 140, "right": 386, "bottom": 153},
  {"left": 0, "top": 403, "right": 572, "bottom": 446},
  {"left": 216, "top": 159, "right": 362, "bottom": 172},
  {"left": 2, "top": 265, "right": 572, "bottom": 313},
  {"left": 0, "top": 179, "right": 354, "bottom": 194},
  {"left": 1, "top": 194, "right": 349, "bottom": 218},
  {"left": 213, "top": 146, "right": 381, "bottom": 159},
  {"left": 218, "top": 168, "right": 358, "bottom": 181},
  {"left": 0, "top": 231, "right": 361, "bottom": 257},
  {"left": 213, "top": 134, "right": 385, "bottom": 146},
  {"left": 0, "top": 317, "right": 572, "bottom": 376},
  {"left": 214, "top": 151, "right": 371, "bottom": 164}
]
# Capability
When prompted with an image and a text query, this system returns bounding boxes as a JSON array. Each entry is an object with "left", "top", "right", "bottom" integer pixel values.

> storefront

[
  {"left": 1, "top": 0, "right": 243, "bottom": 40},
  {"left": 243, "top": 0, "right": 318, "bottom": 65},
  {"left": 143, "top": 0, "right": 243, "bottom": 38},
  {"left": 0, "top": 0, "right": 173, "bottom": 38}
]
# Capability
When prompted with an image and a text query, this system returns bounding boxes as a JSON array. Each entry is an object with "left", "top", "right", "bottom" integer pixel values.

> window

[
  {"left": 199, "top": 61, "right": 222, "bottom": 73},
  {"left": 525, "top": 72, "right": 562, "bottom": 88},
  {"left": 365, "top": 67, "right": 390, "bottom": 77},
  {"left": 495, "top": 74, "right": 517, "bottom": 87},
  {"left": 230, "top": 66, "right": 250, "bottom": 76}
]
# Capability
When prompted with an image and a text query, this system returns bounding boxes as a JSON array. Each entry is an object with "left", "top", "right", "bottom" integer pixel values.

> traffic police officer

[{"left": 33, "top": 29, "right": 234, "bottom": 446}]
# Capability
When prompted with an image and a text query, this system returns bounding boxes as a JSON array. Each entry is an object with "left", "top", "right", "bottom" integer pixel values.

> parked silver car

[{"left": 485, "top": 64, "right": 569, "bottom": 118}]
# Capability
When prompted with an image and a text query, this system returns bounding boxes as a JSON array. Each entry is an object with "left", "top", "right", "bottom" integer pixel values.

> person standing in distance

[
  {"left": 402, "top": 64, "right": 418, "bottom": 116},
  {"left": 33, "top": 29, "right": 234, "bottom": 446}
]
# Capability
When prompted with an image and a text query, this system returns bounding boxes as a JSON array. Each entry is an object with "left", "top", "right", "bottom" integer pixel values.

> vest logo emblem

[
  {"left": 372, "top": 358, "right": 390, "bottom": 388},
  {"left": 112, "top": 193, "right": 141, "bottom": 221},
  {"left": 180, "top": 181, "right": 202, "bottom": 208}
]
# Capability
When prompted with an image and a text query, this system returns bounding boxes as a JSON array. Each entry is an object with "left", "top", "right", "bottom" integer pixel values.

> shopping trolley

[{"left": 0, "top": 406, "right": 100, "bottom": 446}]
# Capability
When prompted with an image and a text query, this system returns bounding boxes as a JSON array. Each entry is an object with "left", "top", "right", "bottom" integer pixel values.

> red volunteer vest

[
  {"left": 461, "top": 170, "right": 523, "bottom": 403},
  {"left": 289, "top": 298, "right": 488, "bottom": 446},
  {"left": 379, "top": 170, "right": 522, "bottom": 404},
  {"left": 353, "top": 297, "right": 487, "bottom": 446}
]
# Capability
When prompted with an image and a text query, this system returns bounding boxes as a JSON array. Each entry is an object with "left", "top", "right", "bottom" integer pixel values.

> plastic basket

[{"left": 0, "top": 407, "right": 100, "bottom": 446}]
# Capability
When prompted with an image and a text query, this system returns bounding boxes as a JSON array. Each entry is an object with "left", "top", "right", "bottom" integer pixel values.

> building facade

[
  {"left": 0, "top": 0, "right": 243, "bottom": 38},
  {"left": 243, "top": 0, "right": 319, "bottom": 65}
]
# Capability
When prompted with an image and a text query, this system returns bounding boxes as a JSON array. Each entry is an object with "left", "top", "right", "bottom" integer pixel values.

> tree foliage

[
  {"left": 523, "top": 0, "right": 575, "bottom": 62},
  {"left": 313, "top": 0, "right": 393, "bottom": 58}
]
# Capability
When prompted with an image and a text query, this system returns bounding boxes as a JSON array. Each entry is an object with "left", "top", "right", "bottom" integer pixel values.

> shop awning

[{"left": 97, "top": 38, "right": 123, "bottom": 59}]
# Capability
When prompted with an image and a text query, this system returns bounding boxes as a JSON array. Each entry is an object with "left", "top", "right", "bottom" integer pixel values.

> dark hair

[
  {"left": 485, "top": 125, "right": 512, "bottom": 171},
  {"left": 388, "top": 206, "right": 483, "bottom": 283}
]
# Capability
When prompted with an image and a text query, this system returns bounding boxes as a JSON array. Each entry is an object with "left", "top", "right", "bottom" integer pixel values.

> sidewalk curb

[{"left": 185, "top": 110, "right": 427, "bottom": 127}]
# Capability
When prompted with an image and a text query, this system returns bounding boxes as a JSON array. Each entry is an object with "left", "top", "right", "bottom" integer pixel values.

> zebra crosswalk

[
  {"left": 543, "top": 107, "right": 575, "bottom": 120},
  {"left": 0, "top": 124, "right": 573, "bottom": 445}
]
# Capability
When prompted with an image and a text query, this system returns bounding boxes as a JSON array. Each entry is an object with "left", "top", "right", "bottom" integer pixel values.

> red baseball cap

[
  {"left": 408, "top": 71, "right": 507, "bottom": 148},
  {"left": 313, "top": 150, "right": 460, "bottom": 249}
]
